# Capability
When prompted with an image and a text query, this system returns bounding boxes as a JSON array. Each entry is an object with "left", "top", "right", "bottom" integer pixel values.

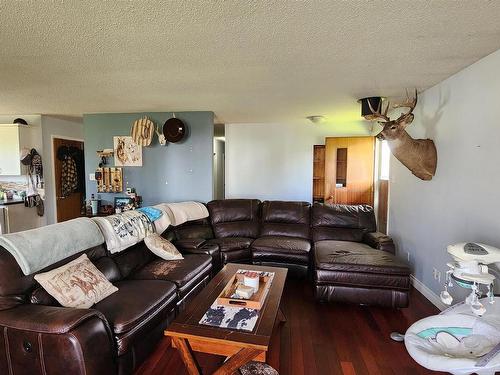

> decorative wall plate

[{"left": 163, "top": 117, "right": 186, "bottom": 143}]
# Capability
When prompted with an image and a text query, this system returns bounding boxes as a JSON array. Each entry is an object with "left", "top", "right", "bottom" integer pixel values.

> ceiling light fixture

[{"left": 306, "top": 115, "right": 326, "bottom": 124}]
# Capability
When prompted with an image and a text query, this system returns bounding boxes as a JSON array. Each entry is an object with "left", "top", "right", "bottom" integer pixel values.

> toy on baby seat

[
  {"left": 399, "top": 243, "right": 500, "bottom": 375},
  {"left": 440, "top": 243, "right": 500, "bottom": 316}
]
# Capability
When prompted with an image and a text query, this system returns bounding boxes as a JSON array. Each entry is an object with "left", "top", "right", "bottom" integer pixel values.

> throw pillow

[
  {"left": 144, "top": 233, "right": 184, "bottom": 260},
  {"left": 34, "top": 254, "right": 118, "bottom": 309}
]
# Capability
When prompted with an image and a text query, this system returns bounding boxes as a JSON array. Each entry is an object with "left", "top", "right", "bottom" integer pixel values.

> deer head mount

[{"left": 368, "top": 89, "right": 437, "bottom": 181}]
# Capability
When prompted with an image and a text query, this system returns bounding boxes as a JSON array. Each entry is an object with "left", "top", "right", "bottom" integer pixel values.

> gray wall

[
  {"left": 388, "top": 48, "right": 500, "bottom": 306},
  {"left": 225, "top": 121, "right": 371, "bottom": 202},
  {"left": 83, "top": 111, "right": 214, "bottom": 206}
]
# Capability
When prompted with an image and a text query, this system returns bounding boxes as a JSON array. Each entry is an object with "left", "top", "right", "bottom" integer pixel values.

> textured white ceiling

[{"left": 1, "top": 1, "right": 500, "bottom": 126}]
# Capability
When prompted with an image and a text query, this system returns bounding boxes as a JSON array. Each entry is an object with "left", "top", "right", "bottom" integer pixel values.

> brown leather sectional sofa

[
  {"left": 171, "top": 200, "right": 410, "bottom": 305},
  {"left": 0, "top": 199, "right": 410, "bottom": 375},
  {"left": 0, "top": 238, "right": 213, "bottom": 375}
]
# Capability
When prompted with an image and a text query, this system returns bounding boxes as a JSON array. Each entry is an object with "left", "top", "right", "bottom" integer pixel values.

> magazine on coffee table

[{"left": 199, "top": 269, "right": 275, "bottom": 332}]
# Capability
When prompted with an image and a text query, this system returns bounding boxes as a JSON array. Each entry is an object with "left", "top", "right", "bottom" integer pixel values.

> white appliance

[
  {"left": 441, "top": 242, "right": 500, "bottom": 316},
  {"left": 0, "top": 203, "right": 42, "bottom": 234}
]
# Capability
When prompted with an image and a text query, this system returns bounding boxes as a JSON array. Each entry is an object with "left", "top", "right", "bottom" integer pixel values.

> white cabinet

[{"left": 0, "top": 124, "right": 31, "bottom": 176}]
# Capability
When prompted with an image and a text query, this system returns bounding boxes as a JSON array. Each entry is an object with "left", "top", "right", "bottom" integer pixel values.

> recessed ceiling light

[{"left": 306, "top": 115, "right": 326, "bottom": 124}]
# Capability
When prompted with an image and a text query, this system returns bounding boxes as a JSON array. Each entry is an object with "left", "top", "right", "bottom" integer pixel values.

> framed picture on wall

[
  {"left": 114, "top": 197, "right": 134, "bottom": 210},
  {"left": 113, "top": 136, "right": 142, "bottom": 166}
]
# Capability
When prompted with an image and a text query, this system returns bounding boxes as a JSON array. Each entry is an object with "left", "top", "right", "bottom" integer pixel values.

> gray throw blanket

[{"left": 0, "top": 217, "right": 104, "bottom": 276}]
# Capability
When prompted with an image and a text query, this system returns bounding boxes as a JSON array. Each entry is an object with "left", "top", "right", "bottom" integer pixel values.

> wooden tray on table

[{"left": 216, "top": 270, "right": 274, "bottom": 310}]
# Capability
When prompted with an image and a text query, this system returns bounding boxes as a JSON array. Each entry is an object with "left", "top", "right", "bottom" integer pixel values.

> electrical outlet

[
  {"left": 89, "top": 173, "right": 96, "bottom": 181},
  {"left": 432, "top": 268, "right": 442, "bottom": 282}
]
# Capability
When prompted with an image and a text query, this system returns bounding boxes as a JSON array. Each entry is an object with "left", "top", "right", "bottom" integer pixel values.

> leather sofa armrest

[
  {"left": 0, "top": 304, "right": 116, "bottom": 375},
  {"left": 363, "top": 232, "right": 395, "bottom": 254},
  {"left": 176, "top": 238, "right": 207, "bottom": 250},
  {"left": 179, "top": 242, "right": 221, "bottom": 273},
  {"left": 0, "top": 304, "right": 107, "bottom": 334}
]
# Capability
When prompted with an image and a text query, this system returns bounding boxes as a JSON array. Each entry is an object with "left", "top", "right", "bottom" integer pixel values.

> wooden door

[
  {"left": 53, "top": 138, "right": 85, "bottom": 222},
  {"left": 324, "top": 136, "right": 375, "bottom": 206},
  {"left": 312, "top": 145, "right": 325, "bottom": 203},
  {"left": 377, "top": 179, "right": 389, "bottom": 233}
]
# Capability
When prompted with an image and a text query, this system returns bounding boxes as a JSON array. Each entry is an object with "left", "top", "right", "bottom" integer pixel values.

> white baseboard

[{"left": 410, "top": 275, "right": 447, "bottom": 311}]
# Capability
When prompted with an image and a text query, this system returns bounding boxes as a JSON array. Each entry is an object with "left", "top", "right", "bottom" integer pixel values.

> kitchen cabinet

[
  {"left": 0, "top": 124, "right": 31, "bottom": 176},
  {"left": 0, "top": 202, "right": 43, "bottom": 234}
]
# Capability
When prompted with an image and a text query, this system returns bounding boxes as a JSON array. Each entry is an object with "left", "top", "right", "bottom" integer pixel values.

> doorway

[
  {"left": 53, "top": 137, "right": 85, "bottom": 222},
  {"left": 213, "top": 124, "right": 225, "bottom": 200},
  {"left": 376, "top": 140, "right": 391, "bottom": 234},
  {"left": 324, "top": 136, "right": 375, "bottom": 205}
]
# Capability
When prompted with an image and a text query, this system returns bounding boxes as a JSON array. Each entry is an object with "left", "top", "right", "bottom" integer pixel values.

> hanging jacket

[{"left": 61, "top": 155, "right": 78, "bottom": 197}]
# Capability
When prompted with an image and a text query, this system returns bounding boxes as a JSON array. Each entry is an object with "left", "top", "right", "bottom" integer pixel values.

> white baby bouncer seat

[{"left": 405, "top": 300, "right": 500, "bottom": 375}]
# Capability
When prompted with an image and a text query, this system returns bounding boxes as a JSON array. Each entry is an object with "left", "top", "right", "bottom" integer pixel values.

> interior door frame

[{"left": 51, "top": 135, "right": 85, "bottom": 223}]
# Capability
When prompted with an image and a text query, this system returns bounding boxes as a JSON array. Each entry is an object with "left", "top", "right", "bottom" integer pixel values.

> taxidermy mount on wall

[{"left": 368, "top": 89, "right": 437, "bottom": 181}]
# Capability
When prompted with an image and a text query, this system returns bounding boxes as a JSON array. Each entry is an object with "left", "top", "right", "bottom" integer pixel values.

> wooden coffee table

[{"left": 165, "top": 263, "right": 288, "bottom": 375}]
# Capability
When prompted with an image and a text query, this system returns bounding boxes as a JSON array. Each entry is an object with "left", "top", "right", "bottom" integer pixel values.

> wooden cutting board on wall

[{"left": 324, "top": 136, "right": 375, "bottom": 206}]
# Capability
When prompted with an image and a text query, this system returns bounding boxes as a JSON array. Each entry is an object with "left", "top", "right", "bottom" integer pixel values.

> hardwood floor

[{"left": 136, "top": 279, "right": 443, "bottom": 375}]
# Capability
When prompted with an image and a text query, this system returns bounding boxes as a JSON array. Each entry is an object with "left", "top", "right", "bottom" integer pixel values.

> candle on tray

[{"left": 243, "top": 271, "right": 260, "bottom": 292}]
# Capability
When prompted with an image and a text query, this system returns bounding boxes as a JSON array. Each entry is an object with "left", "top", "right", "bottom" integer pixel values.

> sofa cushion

[
  {"left": 314, "top": 240, "right": 410, "bottom": 275},
  {"left": 131, "top": 254, "right": 212, "bottom": 298},
  {"left": 311, "top": 204, "right": 376, "bottom": 242},
  {"left": 252, "top": 236, "right": 311, "bottom": 265},
  {"left": 206, "top": 237, "right": 253, "bottom": 253},
  {"left": 205, "top": 237, "right": 254, "bottom": 265},
  {"left": 221, "top": 248, "right": 252, "bottom": 264},
  {"left": 207, "top": 199, "right": 260, "bottom": 238},
  {"left": 315, "top": 268, "right": 411, "bottom": 291},
  {"left": 112, "top": 241, "right": 155, "bottom": 279},
  {"left": 260, "top": 201, "right": 311, "bottom": 239},
  {"left": 173, "top": 219, "right": 214, "bottom": 240},
  {"left": 93, "top": 279, "right": 176, "bottom": 334}
]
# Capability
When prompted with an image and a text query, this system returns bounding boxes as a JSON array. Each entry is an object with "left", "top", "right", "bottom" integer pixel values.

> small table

[{"left": 165, "top": 263, "right": 288, "bottom": 375}]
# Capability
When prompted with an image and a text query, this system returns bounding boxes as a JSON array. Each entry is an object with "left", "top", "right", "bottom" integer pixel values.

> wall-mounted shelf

[
  {"left": 96, "top": 167, "right": 123, "bottom": 193},
  {"left": 96, "top": 149, "right": 114, "bottom": 158}
]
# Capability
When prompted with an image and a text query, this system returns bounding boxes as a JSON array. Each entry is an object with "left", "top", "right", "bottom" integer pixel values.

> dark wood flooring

[{"left": 136, "top": 279, "right": 444, "bottom": 375}]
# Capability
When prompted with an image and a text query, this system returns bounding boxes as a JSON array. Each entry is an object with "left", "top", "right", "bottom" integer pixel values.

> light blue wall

[{"left": 83, "top": 111, "right": 214, "bottom": 206}]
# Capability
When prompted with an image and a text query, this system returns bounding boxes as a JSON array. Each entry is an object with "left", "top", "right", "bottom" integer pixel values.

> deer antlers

[
  {"left": 367, "top": 98, "right": 391, "bottom": 122},
  {"left": 367, "top": 89, "right": 418, "bottom": 123}
]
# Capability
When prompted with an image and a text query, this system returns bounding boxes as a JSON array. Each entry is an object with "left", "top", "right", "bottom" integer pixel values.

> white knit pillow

[
  {"left": 34, "top": 254, "right": 118, "bottom": 308},
  {"left": 144, "top": 234, "right": 184, "bottom": 260}
]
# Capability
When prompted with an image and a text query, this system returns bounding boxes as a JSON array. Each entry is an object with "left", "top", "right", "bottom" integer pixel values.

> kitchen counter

[{"left": 0, "top": 198, "right": 25, "bottom": 206}]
